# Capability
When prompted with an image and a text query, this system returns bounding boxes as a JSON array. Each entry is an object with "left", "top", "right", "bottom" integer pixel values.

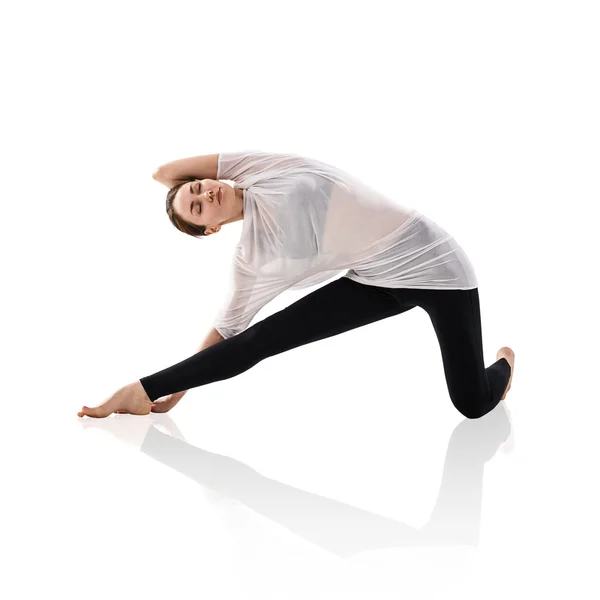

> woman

[{"left": 77, "top": 150, "right": 514, "bottom": 419}]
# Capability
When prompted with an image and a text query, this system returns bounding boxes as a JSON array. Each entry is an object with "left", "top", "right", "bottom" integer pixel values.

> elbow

[{"left": 152, "top": 168, "right": 178, "bottom": 189}]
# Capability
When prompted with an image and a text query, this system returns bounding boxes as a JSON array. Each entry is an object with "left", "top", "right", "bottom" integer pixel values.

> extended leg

[{"left": 139, "top": 277, "right": 416, "bottom": 401}]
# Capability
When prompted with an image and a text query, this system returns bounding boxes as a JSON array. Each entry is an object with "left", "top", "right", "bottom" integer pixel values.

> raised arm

[{"left": 152, "top": 154, "right": 220, "bottom": 187}]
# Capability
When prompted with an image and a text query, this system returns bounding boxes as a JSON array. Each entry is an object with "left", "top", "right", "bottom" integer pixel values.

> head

[{"left": 165, "top": 178, "right": 244, "bottom": 238}]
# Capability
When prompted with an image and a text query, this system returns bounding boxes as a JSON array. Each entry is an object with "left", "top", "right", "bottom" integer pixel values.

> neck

[{"left": 234, "top": 188, "right": 244, "bottom": 221}]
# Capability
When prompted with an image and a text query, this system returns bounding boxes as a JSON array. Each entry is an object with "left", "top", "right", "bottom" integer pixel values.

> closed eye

[{"left": 189, "top": 182, "right": 202, "bottom": 215}]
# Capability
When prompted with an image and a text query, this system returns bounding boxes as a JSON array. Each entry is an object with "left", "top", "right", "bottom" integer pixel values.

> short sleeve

[
  {"left": 211, "top": 251, "right": 297, "bottom": 339},
  {"left": 217, "top": 150, "right": 272, "bottom": 182},
  {"left": 217, "top": 150, "right": 308, "bottom": 187}
]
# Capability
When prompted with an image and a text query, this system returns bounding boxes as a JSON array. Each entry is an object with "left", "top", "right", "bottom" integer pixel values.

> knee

[
  {"left": 239, "top": 320, "right": 285, "bottom": 362},
  {"left": 462, "top": 409, "right": 485, "bottom": 420},
  {"left": 452, "top": 396, "right": 489, "bottom": 420}
]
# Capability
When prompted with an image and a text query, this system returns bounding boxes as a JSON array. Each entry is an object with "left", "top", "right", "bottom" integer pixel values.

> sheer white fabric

[{"left": 212, "top": 150, "right": 478, "bottom": 339}]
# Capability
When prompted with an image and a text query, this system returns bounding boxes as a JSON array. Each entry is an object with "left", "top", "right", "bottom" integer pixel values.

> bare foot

[
  {"left": 77, "top": 381, "right": 153, "bottom": 418},
  {"left": 496, "top": 346, "right": 515, "bottom": 401},
  {"left": 115, "top": 391, "right": 187, "bottom": 414}
]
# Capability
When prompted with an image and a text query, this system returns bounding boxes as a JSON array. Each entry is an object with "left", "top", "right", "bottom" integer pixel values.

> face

[{"left": 174, "top": 179, "right": 238, "bottom": 235}]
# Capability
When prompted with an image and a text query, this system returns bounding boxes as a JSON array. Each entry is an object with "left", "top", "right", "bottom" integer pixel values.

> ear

[{"left": 204, "top": 225, "right": 221, "bottom": 236}]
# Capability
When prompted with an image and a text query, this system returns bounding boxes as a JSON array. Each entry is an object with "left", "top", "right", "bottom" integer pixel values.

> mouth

[{"left": 218, "top": 188, "right": 222, "bottom": 204}]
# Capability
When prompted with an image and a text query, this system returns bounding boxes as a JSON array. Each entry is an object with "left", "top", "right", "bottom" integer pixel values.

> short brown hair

[{"left": 165, "top": 179, "right": 208, "bottom": 238}]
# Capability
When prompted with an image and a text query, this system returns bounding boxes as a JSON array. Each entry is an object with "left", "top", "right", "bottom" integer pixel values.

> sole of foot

[
  {"left": 77, "top": 382, "right": 153, "bottom": 419},
  {"left": 496, "top": 346, "right": 515, "bottom": 401}
]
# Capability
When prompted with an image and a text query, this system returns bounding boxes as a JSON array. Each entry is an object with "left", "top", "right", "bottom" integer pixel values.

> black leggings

[{"left": 139, "top": 276, "right": 511, "bottom": 419}]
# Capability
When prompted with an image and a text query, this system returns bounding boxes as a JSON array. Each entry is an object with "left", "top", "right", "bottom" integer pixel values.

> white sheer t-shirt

[{"left": 212, "top": 150, "right": 478, "bottom": 339}]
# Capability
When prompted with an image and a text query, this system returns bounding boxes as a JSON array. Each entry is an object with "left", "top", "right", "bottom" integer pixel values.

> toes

[{"left": 79, "top": 405, "right": 111, "bottom": 419}]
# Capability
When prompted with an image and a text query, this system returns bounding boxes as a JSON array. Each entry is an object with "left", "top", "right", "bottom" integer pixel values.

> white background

[{"left": 2, "top": 1, "right": 599, "bottom": 598}]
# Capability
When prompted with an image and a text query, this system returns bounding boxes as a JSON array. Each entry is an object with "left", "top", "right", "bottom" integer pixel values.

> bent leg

[
  {"left": 419, "top": 288, "right": 511, "bottom": 419},
  {"left": 140, "top": 277, "right": 416, "bottom": 401}
]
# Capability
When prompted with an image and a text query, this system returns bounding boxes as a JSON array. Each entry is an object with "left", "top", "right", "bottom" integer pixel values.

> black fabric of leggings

[{"left": 139, "top": 276, "right": 511, "bottom": 419}]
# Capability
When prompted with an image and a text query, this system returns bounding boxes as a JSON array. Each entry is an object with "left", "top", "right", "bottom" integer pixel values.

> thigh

[
  {"left": 417, "top": 288, "right": 491, "bottom": 416},
  {"left": 244, "top": 276, "right": 417, "bottom": 358}
]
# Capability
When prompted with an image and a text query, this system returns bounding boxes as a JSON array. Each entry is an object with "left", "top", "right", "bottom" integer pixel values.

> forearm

[
  {"left": 197, "top": 327, "right": 225, "bottom": 353},
  {"left": 152, "top": 170, "right": 188, "bottom": 189},
  {"left": 139, "top": 328, "right": 225, "bottom": 401},
  {"left": 153, "top": 154, "right": 219, "bottom": 184},
  {"left": 139, "top": 328, "right": 251, "bottom": 401}
]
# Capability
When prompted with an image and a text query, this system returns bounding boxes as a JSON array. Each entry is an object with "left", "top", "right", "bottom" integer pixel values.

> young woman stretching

[{"left": 77, "top": 150, "right": 514, "bottom": 419}]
